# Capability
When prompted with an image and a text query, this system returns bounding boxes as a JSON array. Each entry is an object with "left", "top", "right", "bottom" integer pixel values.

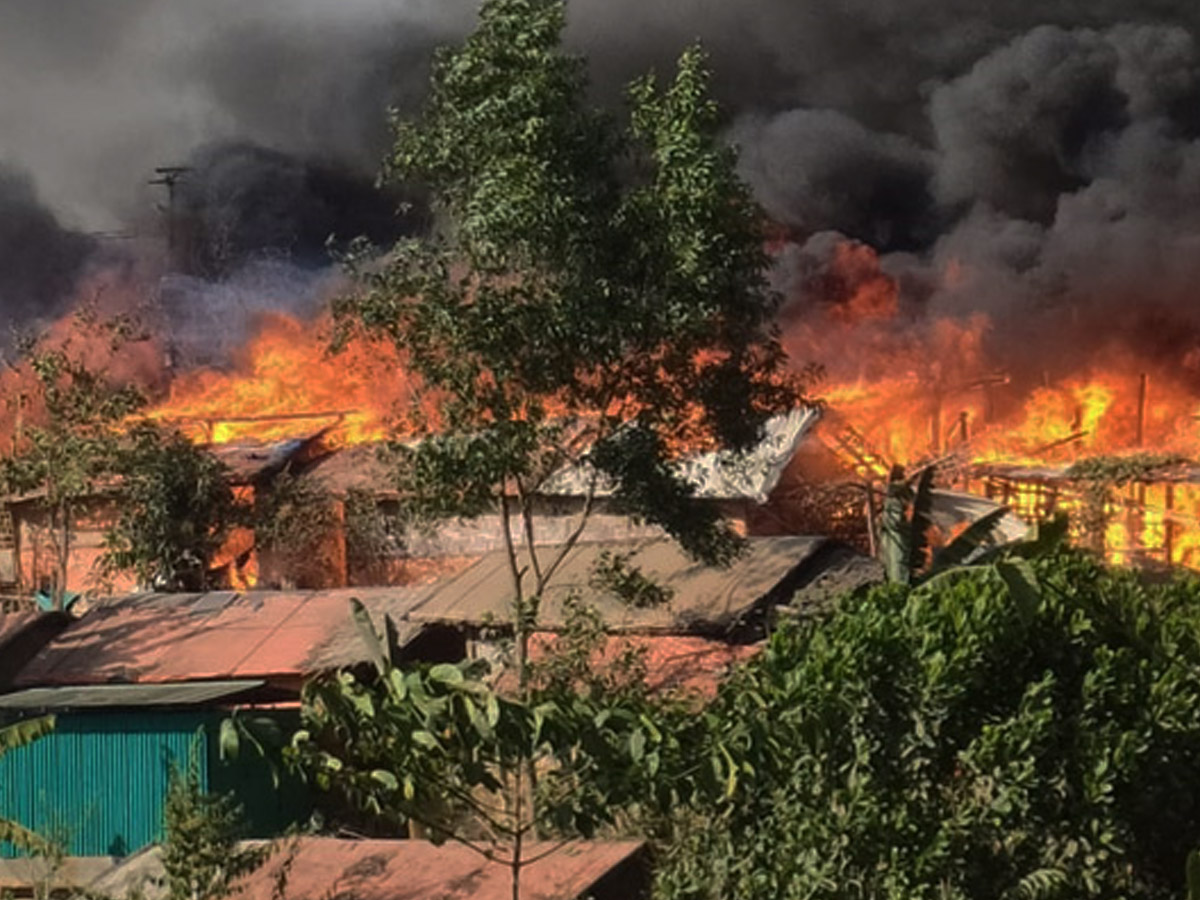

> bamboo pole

[{"left": 1136, "top": 373, "right": 1149, "bottom": 448}]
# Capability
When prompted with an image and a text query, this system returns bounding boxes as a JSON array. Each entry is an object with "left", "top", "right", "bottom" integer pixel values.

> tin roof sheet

[
  {"left": 540, "top": 407, "right": 821, "bottom": 503},
  {"left": 0, "top": 679, "right": 264, "bottom": 710},
  {"left": 398, "top": 534, "right": 843, "bottom": 636},
  {"left": 13, "top": 588, "right": 428, "bottom": 688},
  {"left": 237, "top": 838, "right": 646, "bottom": 900},
  {"left": 92, "top": 839, "right": 646, "bottom": 900}
]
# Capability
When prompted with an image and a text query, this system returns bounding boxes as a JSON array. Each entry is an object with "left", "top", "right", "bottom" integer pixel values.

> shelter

[
  {"left": 90, "top": 838, "right": 650, "bottom": 900},
  {"left": 0, "top": 683, "right": 302, "bottom": 858},
  {"left": 387, "top": 534, "right": 878, "bottom": 641}
]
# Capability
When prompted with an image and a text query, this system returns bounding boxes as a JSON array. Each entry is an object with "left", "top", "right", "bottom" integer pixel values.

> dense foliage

[
  {"left": 289, "top": 599, "right": 704, "bottom": 849},
  {"left": 654, "top": 551, "right": 1200, "bottom": 900},
  {"left": 334, "top": 0, "right": 800, "bottom": 574},
  {"left": 101, "top": 423, "right": 241, "bottom": 591},
  {"left": 161, "top": 744, "right": 265, "bottom": 900},
  {"left": 0, "top": 322, "right": 145, "bottom": 606}
]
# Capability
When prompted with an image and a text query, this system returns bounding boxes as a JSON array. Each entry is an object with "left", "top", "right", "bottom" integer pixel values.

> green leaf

[
  {"left": 218, "top": 718, "right": 239, "bottom": 761},
  {"left": 429, "top": 663, "right": 464, "bottom": 685},
  {"left": 996, "top": 558, "right": 1041, "bottom": 619},
  {"left": 908, "top": 465, "right": 936, "bottom": 577},
  {"left": 411, "top": 730, "right": 441, "bottom": 751},
  {"left": 350, "top": 597, "right": 389, "bottom": 676},
  {"left": 371, "top": 770, "right": 400, "bottom": 791},
  {"left": 1187, "top": 850, "right": 1200, "bottom": 900},
  {"left": 929, "top": 506, "right": 1013, "bottom": 574},
  {"left": 630, "top": 728, "right": 646, "bottom": 763}
]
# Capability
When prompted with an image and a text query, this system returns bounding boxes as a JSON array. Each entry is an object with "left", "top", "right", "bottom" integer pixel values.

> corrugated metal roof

[
  {"left": 0, "top": 680, "right": 264, "bottom": 710},
  {"left": 209, "top": 435, "right": 317, "bottom": 484},
  {"left": 13, "top": 589, "right": 428, "bottom": 688},
  {"left": 93, "top": 839, "right": 646, "bottom": 900},
  {"left": 516, "top": 633, "right": 761, "bottom": 699},
  {"left": 540, "top": 407, "right": 821, "bottom": 502},
  {"left": 14, "top": 536, "right": 867, "bottom": 687},
  {"left": 238, "top": 838, "right": 645, "bottom": 900},
  {"left": 397, "top": 534, "right": 843, "bottom": 636}
]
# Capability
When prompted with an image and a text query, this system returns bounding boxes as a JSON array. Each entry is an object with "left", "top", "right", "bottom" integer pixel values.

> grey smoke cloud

[{"left": 5, "top": 0, "right": 1200, "bottom": 362}]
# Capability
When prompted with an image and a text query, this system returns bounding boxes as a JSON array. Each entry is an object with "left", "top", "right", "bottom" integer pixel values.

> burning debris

[{"left": 2, "top": 3, "right": 1200, "bottom": 595}]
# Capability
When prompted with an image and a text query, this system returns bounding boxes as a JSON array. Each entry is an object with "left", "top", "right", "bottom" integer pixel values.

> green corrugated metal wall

[{"left": 0, "top": 711, "right": 307, "bottom": 858}]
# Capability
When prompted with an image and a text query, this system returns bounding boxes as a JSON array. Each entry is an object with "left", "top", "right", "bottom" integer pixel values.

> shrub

[{"left": 655, "top": 551, "right": 1200, "bottom": 899}]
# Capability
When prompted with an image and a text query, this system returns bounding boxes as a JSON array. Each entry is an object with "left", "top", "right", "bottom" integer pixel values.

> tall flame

[{"left": 147, "top": 313, "right": 413, "bottom": 447}]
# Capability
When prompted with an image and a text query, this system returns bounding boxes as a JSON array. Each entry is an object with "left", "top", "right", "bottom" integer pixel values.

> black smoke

[
  {"left": 5, "top": 1, "right": 1200, "bottom": 365},
  {"left": 171, "top": 142, "right": 421, "bottom": 278},
  {"left": 0, "top": 167, "right": 95, "bottom": 329}
]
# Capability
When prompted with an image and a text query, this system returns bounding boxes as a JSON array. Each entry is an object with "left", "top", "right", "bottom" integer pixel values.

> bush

[{"left": 655, "top": 551, "right": 1200, "bottom": 900}]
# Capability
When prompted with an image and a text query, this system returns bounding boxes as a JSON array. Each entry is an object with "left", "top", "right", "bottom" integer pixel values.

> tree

[
  {"left": 329, "top": 0, "right": 799, "bottom": 893},
  {"left": 290, "top": 599, "right": 707, "bottom": 892},
  {"left": 653, "top": 551, "right": 1200, "bottom": 899},
  {"left": 0, "top": 318, "right": 145, "bottom": 608},
  {"left": 0, "top": 715, "right": 55, "bottom": 855},
  {"left": 101, "top": 423, "right": 242, "bottom": 591},
  {"left": 160, "top": 739, "right": 266, "bottom": 900}
]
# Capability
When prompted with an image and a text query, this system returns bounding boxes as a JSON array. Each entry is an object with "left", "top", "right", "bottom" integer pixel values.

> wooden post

[
  {"left": 13, "top": 393, "right": 25, "bottom": 452},
  {"left": 864, "top": 482, "right": 877, "bottom": 558},
  {"left": 1136, "top": 373, "right": 1149, "bottom": 448},
  {"left": 1166, "top": 484, "right": 1176, "bottom": 564}
]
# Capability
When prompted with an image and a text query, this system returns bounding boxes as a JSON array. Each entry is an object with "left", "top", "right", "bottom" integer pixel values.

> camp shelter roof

[
  {"left": 209, "top": 433, "right": 324, "bottom": 484},
  {"left": 240, "top": 838, "right": 646, "bottom": 900},
  {"left": 540, "top": 407, "right": 821, "bottom": 503},
  {"left": 92, "top": 839, "right": 647, "bottom": 900},
  {"left": 0, "top": 609, "right": 71, "bottom": 689},
  {"left": 12, "top": 588, "right": 429, "bottom": 688},
  {"left": 0, "top": 679, "right": 264, "bottom": 710},
  {"left": 517, "top": 633, "right": 762, "bottom": 700},
  {"left": 394, "top": 534, "right": 868, "bottom": 638},
  {"left": 301, "top": 443, "right": 397, "bottom": 497}
]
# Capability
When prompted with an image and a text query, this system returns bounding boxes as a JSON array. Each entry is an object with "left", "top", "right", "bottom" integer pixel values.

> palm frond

[{"left": 0, "top": 716, "right": 55, "bottom": 758}]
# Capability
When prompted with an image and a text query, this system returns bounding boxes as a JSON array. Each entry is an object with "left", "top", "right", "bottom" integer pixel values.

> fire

[
  {"left": 147, "top": 313, "right": 413, "bottom": 447},
  {"left": 783, "top": 236, "right": 1200, "bottom": 570}
]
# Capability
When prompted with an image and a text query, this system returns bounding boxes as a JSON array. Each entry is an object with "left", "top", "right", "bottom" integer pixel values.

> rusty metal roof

[
  {"left": 12, "top": 536, "right": 868, "bottom": 688},
  {"left": 393, "top": 534, "right": 851, "bottom": 637},
  {"left": 518, "top": 633, "right": 762, "bottom": 699},
  {"left": 90, "top": 839, "right": 646, "bottom": 900},
  {"left": 209, "top": 431, "right": 328, "bottom": 484},
  {"left": 234, "top": 838, "right": 646, "bottom": 900},
  {"left": 12, "top": 588, "right": 428, "bottom": 688}
]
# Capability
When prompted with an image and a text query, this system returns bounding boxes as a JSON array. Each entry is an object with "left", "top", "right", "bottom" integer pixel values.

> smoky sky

[{"left": 6, "top": 0, "right": 1200, "bottom": 347}]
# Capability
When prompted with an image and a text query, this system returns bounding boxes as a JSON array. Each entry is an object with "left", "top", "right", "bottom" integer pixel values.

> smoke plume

[{"left": 5, "top": 1, "right": 1200, "bottom": 379}]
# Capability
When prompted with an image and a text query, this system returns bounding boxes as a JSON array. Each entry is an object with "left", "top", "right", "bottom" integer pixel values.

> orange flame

[{"left": 147, "top": 313, "right": 413, "bottom": 447}]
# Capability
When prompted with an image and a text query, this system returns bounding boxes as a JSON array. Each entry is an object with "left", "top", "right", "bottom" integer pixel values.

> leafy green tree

[
  {"left": 291, "top": 600, "right": 705, "bottom": 899},
  {"left": 654, "top": 551, "right": 1200, "bottom": 900},
  {"left": 336, "top": 0, "right": 797, "bottom": 611},
  {"left": 161, "top": 740, "right": 265, "bottom": 900},
  {"left": 327, "top": 0, "right": 798, "bottom": 892},
  {"left": 0, "top": 320, "right": 145, "bottom": 608},
  {"left": 0, "top": 715, "right": 55, "bottom": 854},
  {"left": 101, "top": 423, "right": 242, "bottom": 591},
  {"left": 251, "top": 471, "right": 338, "bottom": 589}
]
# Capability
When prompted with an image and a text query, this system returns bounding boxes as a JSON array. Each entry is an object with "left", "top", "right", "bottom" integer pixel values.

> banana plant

[
  {"left": 0, "top": 715, "right": 55, "bottom": 854},
  {"left": 878, "top": 464, "right": 1067, "bottom": 605}
]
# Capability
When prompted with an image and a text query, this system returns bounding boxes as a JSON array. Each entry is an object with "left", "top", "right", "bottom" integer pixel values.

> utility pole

[{"left": 149, "top": 165, "right": 191, "bottom": 265}]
